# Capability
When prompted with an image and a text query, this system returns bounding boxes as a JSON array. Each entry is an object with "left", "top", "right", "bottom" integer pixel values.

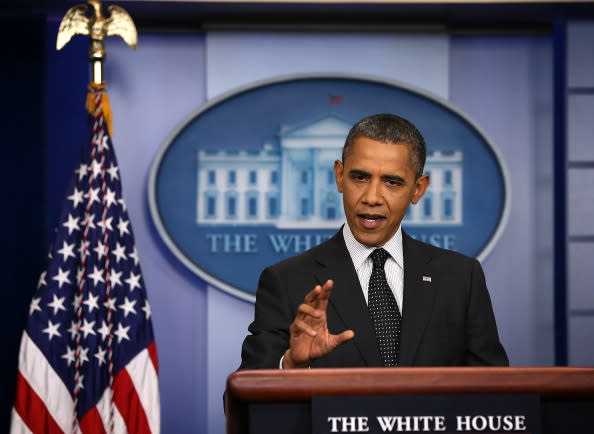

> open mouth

[{"left": 358, "top": 214, "right": 385, "bottom": 229}]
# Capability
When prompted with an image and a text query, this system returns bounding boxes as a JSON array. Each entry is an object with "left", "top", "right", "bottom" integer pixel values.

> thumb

[{"left": 331, "top": 330, "right": 355, "bottom": 348}]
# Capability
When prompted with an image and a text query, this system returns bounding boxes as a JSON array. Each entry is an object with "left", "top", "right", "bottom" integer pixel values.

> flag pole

[
  {"left": 56, "top": 0, "right": 138, "bottom": 84},
  {"left": 56, "top": 0, "right": 137, "bottom": 136}
]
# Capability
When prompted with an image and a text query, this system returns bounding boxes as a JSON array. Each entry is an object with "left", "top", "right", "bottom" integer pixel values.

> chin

[{"left": 354, "top": 234, "right": 382, "bottom": 248}]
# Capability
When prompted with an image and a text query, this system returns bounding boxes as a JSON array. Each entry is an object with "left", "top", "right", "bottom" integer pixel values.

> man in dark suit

[{"left": 240, "top": 113, "right": 508, "bottom": 369}]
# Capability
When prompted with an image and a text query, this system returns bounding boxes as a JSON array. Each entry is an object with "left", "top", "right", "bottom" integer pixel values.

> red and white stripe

[{"left": 10, "top": 333, "right": 160, "bottom": 434}]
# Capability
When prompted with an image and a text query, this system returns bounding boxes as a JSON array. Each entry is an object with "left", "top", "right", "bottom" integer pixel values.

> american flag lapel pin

[{"left": 422, "top": 275, "right": 432, "bottom": 282}]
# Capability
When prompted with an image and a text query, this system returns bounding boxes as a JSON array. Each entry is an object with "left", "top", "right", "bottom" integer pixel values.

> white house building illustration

[{"left": 196, "top": 115, "right": 463, "bottom": 228}]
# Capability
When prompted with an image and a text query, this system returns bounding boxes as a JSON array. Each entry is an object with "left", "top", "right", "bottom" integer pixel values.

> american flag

[{"left": 10, "top": 83, "right": 160, "bottom": 434}]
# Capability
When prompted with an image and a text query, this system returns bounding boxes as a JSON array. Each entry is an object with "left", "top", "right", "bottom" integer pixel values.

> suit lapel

[
  {"left": 313, "top": 231, "right": 382, "bottom": 366},
  {"left": 399, "top": 233, "right": 438, "bottom": 365}
]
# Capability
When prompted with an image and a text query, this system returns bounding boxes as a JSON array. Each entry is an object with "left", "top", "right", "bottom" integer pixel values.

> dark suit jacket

[{"left": 239, "top": 229, "right": 509, "bottom": 369}]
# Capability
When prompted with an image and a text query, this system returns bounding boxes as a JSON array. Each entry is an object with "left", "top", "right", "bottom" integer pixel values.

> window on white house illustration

[
  {"left": 268, "top": 196, "right": 278, "bottom": 218},
  {"left": 226, "top": 193, "right": 237, "bottom": 219},
  {"left": 247, "top": 195, "right": 258, "bottom": 218},
  {"left": 441, "top": 192, "right": 456, "bottom": 220},
  {"left": 301, "top": 170, "right": 308, "bottom": 185},
  {"left": 205, "top": 192, "right": 217, "bottom": 218},
  {"left": 207, "top": 170, "right": 216, "bottom": 186},
  {"left": 228, "top": 170, "right": 236, "bottom": 185},
  {"left": 301, "top": 197, "right": 309, "bottom": 216},
  {"left": 423, "top": 194, "right": 433, "bottom": 218}
]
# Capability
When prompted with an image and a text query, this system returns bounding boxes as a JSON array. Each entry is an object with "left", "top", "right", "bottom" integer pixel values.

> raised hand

[{"left": 282, "top": 280, "right": 355, "bottom": 368}]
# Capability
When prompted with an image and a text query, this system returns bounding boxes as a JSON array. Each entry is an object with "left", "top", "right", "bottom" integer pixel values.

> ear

[
  {"left": 334, "top": 160, "right": 344, "bottom": 193},
  {"left": 411, "top": 173, "right": 430, "bottom": 204}
]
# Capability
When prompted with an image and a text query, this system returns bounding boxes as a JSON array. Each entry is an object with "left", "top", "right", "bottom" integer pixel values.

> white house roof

[{"left": 280, "top": 114, "right": 353, "bottom": 139}]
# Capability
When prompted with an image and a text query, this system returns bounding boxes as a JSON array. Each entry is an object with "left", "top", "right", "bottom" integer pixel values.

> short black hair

[{"left": 342, "top": 113, "right": 427, "bottom": 179}]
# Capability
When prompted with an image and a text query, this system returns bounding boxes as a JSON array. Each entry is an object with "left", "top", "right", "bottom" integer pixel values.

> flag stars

[
  {"left": 72, "top": 293, "right": 83, "bottom": 310},
  {"left": 125, "top": 272, "right": 142, "bottom": 292},
  {"left": 74, "top": 374, "right": 85, "bottom": 392},
  {"left": 93, "top": 241, "right": 108, "bottom": 261},
  {"left": 104, "top": 188, "right": 117, "bottom": 208},
  {"left": 47, "top": 294, "right": 66, "bottom": 315},
  {"left": 67, "top": 187, "right": 84, "bottom": 207},
  {"left": 80, "top": 319, "right": 96, "bottom": 338},
  {"left": 76, "top": 266, "right": 86, "bottom": 285},
  {"left": 107, "top": 163, "right": 119, "bottom": 181},
  {"left": 97, "top": 321, "right": 111, "bottom": 341},
  {"left": 62, "top": 214, "right": 80, "bottom": 235},
  {"left": 78, "top": 241, "right": 90, "bottom": 261},
  {"left": 95, "top": 130, "right": 110, "bottom": 151},
  {"left": 82, "top": 212, "right": 97, "bottom": 229},
  {"left": 29, "top": 297, "right": 42, "bottom": 316},
  {"left": 76, "top": 163, "right": 88, "bottom": 181},
  {"left": 42, "top": 320, "right": 61, "bottom": 341},
  {"left": 97, "top": 216, "right": 114, "bottom": 232},
  {"left": 117, "top": 218, "right": 130, "bottom": 237},
  {"left": 119, "top": 297, "right": 137, "bottom": 318},
  {"left": 57, "top": 241, "right": 76, "bottom": 262},
  {"left": 89, "top": 159, "right": 103, "bottom": 180},
  {"left": 112, "top": 242, "right": 127, "bottom": 263},
  {"left": 142, "top": 300, "right": 152, "bottom": 320},
  {"left": 37, "top": 271, "right": 47, "bottom": 288},
  {"left": 95, "top": 346, "right": 107, "bottom": 366},
  {"left": 85, "top": 187, "right": 100, "bottom": 206},
  {"left": 77, "top": 346, "right": 90, "bottom": 365},
  {"left": 129, "top": 247, "right": 140, "bottom": 266},
  {"left": 104, "top": 297, "right": 117, "bottom": 312},
  {"left": 83, "top": 293, "right": 99, "bottom": 313},
  {"left": 114, "top": 323, "right": 130, "bottom": 343},
  {"left": 109, "top": 269, "right": 123, "bottom": 288},
  {"left": 88, "top": 266, "right": 105, "bottom": 286},
  {"left": 67, "top": 320, "right": 80, "bottom": 340},
  {"left": 52, "top": 267, "right": 71, "bottom": 289},
  {"left": 62, "top": 346, "right": 76, "bottom": 366}
]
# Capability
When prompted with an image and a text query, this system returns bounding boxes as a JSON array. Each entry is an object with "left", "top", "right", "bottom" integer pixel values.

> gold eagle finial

[{"left": 56, "top": 0, "right": 137, "bottom": 83}]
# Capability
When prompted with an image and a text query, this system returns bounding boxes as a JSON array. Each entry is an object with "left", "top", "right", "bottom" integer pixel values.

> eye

[
  {"left": 384, "top": 177, "right": 404, "bottom": 187},
  {"left": 351, "top": 173, "right": 368, "bottom": 182}
]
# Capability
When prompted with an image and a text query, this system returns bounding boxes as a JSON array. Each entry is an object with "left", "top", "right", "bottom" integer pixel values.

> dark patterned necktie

[{"left": 368, "top": 248, "right": 402, "bottom": 366}]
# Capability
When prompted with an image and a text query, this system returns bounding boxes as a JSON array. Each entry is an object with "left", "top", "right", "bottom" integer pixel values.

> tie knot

[{"left": 370, "top": 248, "right": 389, "bottom": 268}]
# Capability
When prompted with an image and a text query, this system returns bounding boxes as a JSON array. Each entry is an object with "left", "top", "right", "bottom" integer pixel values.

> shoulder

[{"left": 403, "top": 231, "right": 479, "bottom": 268}]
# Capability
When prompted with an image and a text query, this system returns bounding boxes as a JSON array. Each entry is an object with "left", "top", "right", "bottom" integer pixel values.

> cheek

[{"left": 342, "top": 190, "right": 359, "bottom": 212}]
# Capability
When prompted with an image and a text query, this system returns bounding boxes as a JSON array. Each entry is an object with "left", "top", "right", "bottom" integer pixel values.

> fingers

[
  {"left": 290, "top": 317, "right": 319, "bottom": 337},
  {"left": 296, "top": 302, "right": 322, "bottom": 320},
  {"left": 316, "top": 280, "right": 333, "bottom": 310},
  {"left": 304, "top": 280, "right": 334, "bottom": 308}
]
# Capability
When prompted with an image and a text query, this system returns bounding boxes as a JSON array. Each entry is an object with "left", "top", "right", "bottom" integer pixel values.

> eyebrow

[
  {"left": 349, "top": 169, "right": 371, "bottom": 178},
  {"left": 349, "top": 169, "right": 406, "bottom": 184}
]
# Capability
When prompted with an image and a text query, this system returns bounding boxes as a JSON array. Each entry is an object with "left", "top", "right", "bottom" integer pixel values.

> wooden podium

[{"left": 225, "top": 367, "right": 594, "bottom": 434}]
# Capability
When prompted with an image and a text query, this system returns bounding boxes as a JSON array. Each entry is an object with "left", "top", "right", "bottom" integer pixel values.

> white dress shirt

[{"left": 342, "top": 224, "right": 404, "bottom": 312}]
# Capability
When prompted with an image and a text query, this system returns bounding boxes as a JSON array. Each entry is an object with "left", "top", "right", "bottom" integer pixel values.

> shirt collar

[{"left": 342, "top": 223, "right": 404, "bottom": 271}]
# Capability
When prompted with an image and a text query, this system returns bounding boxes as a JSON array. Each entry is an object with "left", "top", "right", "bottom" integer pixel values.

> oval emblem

[{"left": 148, "top": 74, "right": 510, "bottom": 302}]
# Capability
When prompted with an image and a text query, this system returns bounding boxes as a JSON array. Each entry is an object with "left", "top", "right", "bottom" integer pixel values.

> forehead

[{"left": 344, "top": 137, "right": 415, "bottom": 171}]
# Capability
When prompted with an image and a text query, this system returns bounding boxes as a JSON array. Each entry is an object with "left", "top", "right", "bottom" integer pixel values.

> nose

[{"left": 362, "top": 179, "right": 383, "bottom": 206}]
